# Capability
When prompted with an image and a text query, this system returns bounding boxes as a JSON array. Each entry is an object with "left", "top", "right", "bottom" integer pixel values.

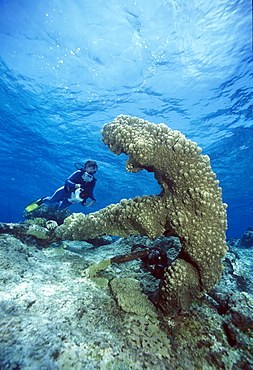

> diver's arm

[
  {"left": 81, "top": 199, "right": 96, "bottom": 207},
  {"left": 65, "top": 171, "right": 81, "bottom": 192},
  {"left": 86, "top": 199, "right": 96, "bottom": 207}
]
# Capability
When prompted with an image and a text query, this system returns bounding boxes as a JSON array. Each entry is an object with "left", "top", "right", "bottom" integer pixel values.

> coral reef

[
  {"left": 238, "top": 228, "right": 253, "bottom": 248},
  {"left": 25, "top": 218, "right": 58, "bottom": 239},
  {"left": 110, "top": 277, "right": 158, "bottom": 319},
  {"left": 26, "top": 224, "right": 50, "bottom": 239},
  {"left": 23, "top": 204, "right": 71, "bottom": 225},
  {"left": 0, "top": 232, "right": 252, "bottom": 369},
  {"left": 226, "top": 227, "right": 253, "bottom": 250},
  {"left": 0, "top": 219, "right": 59, "bottom": 247},
  {"left": 56, "top": 115, "right": 228, "bottom": 314}
]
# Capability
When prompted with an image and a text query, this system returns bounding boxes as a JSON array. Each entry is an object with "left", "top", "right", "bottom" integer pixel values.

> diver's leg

[
  {"left": 58, "top": 198, "right": 72, "bottom": 210},
  {"left": 43, "top": 187, "right": 68, "bottom": 204}
]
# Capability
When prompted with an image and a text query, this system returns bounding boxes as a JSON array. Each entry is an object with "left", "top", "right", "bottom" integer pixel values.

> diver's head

[{"left": 84, "top": 160, "right": 98, "bottom": 175}]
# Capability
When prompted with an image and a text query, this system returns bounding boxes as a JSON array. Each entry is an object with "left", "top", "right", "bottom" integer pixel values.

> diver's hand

[
  {"left": 75, "top": 184, "right": 81, "bottom": 189},
  {"left": 86, "top": 200, "right": 96, "bottom": 207}
]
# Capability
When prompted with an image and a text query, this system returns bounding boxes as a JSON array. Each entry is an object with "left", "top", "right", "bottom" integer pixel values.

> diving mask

[{"left": 82, "top": 171, "right": 93, "bottom": 182}]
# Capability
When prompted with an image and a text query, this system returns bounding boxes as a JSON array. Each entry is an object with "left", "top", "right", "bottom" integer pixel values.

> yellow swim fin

[{"left": 24, "top": 198, "right": 44, "bottom": 212}]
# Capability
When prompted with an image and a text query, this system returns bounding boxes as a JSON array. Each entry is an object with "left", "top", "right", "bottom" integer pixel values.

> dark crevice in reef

[
  {"left": 208, "top": 292, "right": 230, "bottom": 315},
  {"left": 223, "top": 323, "right": 237, "bottom": 347},
  {"left": 217, "top": 301, "right": 230, "bottom": 315},
  {"left": 177, "top": 248, "right": 204, "bottom": 290}
]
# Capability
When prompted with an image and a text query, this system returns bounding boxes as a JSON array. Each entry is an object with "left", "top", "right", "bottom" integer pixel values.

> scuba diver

[{"left": 25, "top": 160, "right": 98, "bottom": 212}]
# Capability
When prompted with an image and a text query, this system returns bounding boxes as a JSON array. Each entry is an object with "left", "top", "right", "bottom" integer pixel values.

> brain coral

[{"left": 56, "top": 115, "right": 228, "bottom": 314}]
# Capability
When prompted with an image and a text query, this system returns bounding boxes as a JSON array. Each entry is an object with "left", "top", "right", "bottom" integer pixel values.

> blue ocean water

[{"left": 0, "top": 0, "right": 251, "bottom": 239}]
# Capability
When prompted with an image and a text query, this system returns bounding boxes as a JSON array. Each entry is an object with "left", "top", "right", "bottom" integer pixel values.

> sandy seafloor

[{"left": 0, "top": 228, "right": 253, "bottom": 370}]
